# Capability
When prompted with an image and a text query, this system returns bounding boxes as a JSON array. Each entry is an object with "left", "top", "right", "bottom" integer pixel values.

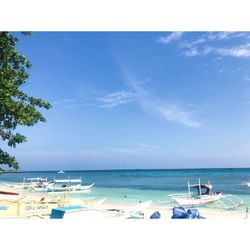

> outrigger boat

[
  {"left": 50, "top": 200, "right": 152, "bottom": 219},
  {"left": 7, "top": 177, "right": 49, "bottom": 190},
  {"left": 169, "top": 179, "right": 244, "bottom": 209},
  {"left": 0, "top": 185, "right": 105, "bottom": 218},
  {"left": 0, "top": 196, "right": 65, "bottom": 218},
  {"left": 0, "top": 185, "right": 65, "bottom": 218},
  {"left": 45, "top": 178, "right": 95, "bottom": 193}
]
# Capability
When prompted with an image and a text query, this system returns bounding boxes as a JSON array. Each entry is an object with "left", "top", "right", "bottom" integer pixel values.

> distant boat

[
  {"left": 241, "top": 182, "right": 250, "bottom": 187},
  {"left": 57, "top": 171, "right": 65, "bottom": 174}
]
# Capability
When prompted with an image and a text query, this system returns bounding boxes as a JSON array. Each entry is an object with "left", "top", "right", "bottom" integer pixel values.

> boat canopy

[
  {"left": 53, "top": 179, "right": 82, "bottom": 183},
  {"left": 26, "top": 178, "right": 47, "bottom": 181},
  {"left": 192, "top": 184, "right": 212, "bottom": 195}
]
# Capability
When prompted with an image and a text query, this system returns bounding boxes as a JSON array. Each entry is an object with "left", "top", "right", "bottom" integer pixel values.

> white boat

[
  {"left": 57, "top": 171, "right": 65, "bottom": 174},
  {"left": 169, "top": 179, "right": 244, "bottom": 209},
  {"left": 46, "top": 178, "right": 95, "bottom": 193},
  {"left": 169, "top": 179, "right": 223, "bottom": 207},
  {"left": 0, "top": 198, "right": 64, "bottom": 218},
  {"left": 8, "top": 177, "right": 49, "bottom": 190},
  {"left": 241, "top": 182, "right": 250, "bottom": 187},
  {"left": 0, "top": 185, "right": 67, "bottom": 218},
  {"left": 50, "top": 200, "right": 152, "bottom": 219},
  {"left": 0, "top": 185, "right": 105, "bottom": 218}
]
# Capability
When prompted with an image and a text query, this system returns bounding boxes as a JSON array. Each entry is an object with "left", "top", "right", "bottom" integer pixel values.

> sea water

[{"left": 1, "top": 168, "right": 250, "bottom": 211}]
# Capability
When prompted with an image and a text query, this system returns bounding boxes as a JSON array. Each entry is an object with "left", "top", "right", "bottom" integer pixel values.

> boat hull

[
  {"left": 241, "top": 182, "right": 250, "bottom": 187},
  {"left": 45, "top": 183, "right": 95, "bottom": 193},
  {"left": 172, "top": 194, "right": 222, "bottom": 207},
  {"left": 0, "top": 201, "right": 62, "bottom": 218}
]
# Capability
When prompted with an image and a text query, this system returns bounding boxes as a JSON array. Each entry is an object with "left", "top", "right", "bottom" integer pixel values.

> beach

[
  {"left": 0, "top": 169, "right": 249, "bottom": 219},
  {"left": 0, "top": 186, "right": 248, "bottom": 219},
  {"left": 96, "top": 200, "right": 247, "bottom": 219}
]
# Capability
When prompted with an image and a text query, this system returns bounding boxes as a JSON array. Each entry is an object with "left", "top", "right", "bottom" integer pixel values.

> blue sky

[{"left": 5, "top": 32, "right": 250, "bottom": 170}]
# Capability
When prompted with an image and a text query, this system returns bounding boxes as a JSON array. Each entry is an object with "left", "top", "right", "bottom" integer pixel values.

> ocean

[{"left": 1, "top": 168, "right": 250, "bottom": 211}]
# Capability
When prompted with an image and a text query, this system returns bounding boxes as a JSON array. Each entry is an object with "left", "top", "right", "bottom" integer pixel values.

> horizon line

[{"left": 8, "top": 166, "right": 250, "bottom": 173}]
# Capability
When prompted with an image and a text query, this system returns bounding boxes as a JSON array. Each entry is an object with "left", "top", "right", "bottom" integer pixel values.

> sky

[{"left": 4, "top": 31, "right": 250, "bottom": 170}]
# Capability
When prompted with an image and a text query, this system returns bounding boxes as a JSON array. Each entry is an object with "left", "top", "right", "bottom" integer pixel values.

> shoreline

[
  {"left": 97, "top": 200, "right": 247, "bottom": 219},
  {"left": 0, "top": 186, "right": 247, "bottom": 219}
]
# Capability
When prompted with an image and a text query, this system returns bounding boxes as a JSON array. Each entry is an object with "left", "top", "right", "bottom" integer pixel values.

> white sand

[{"left": 98, "top": 200, "right": 247, "bottom": 219}]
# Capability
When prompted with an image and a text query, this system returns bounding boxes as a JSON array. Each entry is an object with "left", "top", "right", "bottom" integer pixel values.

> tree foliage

[{"left": 0, "top": 32, "right": 51, "bottom": 171}]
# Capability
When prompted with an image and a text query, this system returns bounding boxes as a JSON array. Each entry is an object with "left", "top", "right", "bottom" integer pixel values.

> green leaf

[{"left": 0, "top": 32, "right": 51, "bottom": 170}]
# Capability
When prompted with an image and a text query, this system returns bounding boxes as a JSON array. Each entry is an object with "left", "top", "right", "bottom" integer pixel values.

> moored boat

[
  {"left": 168, "top": 179, "right": 244, "bottom": 209},
  {"left": 0, "top": 185, "right": 105, "bottom": 218},
  {"left": 8, "top": 177, "right": 49, "bottom": 190},
  {"left": 45, "top": 178, "right": 95, "bottom": 193},
  {"left": 241, "top": 182, "right": 250, "bottom": 187},
  {"left": 169, "top": 179, "right": 222, "bottom": 207},
  {"left": 50, "top": 200, "right": 152, "bottom": 219}
]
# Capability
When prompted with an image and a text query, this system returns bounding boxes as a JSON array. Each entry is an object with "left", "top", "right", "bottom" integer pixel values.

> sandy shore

[
  {"left": 0, "top": 184, "right": 247, "bottom": 219},
  {"left": 98, "top": 200, "right": 247, "bottom": 219}
]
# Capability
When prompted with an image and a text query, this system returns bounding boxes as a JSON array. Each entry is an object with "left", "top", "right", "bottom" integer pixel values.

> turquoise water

[{"left": 1, "top": 168, "right": 250, "bottom": 210}]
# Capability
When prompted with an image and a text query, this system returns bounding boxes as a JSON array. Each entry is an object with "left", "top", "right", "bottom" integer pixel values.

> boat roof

[
  {"left": 191, "top": 184, "right": 212, "bottom": 189},
  {"left": 53, "top": 179, "right": 82, "bottom": 183},
  {"left": 26, "top": 178, "right": 47, "bottom": 181}
]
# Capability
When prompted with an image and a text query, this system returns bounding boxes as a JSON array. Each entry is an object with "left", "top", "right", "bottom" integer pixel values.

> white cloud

[
  {"left": 166, "top": 32, "right": 250, "bottom": 59},
  {"left": 207, "top": 32, "right": 250, "bottom": 41},
  {"left": 127, "top": 76, "right": 201, "bottom": 128},
  {"left": 216, "top": 43, "right": 250, "bottom": 58},
  {"left": 154, "top": 105, "right": 201, "bottom": 127},
  {"left": 207, "top": 32, "right": 232, "bottom": 41},
  {"left": 158, "top": 32, "right": 184, "bottom": 44},
  {"left": 179, "top": 37, "right": 206, "bottom": 49},
  {"left": 184, "top": 42, "right": 250, "bottom": 59},
  {"left": 95, "top": 70, "right": 200, "bottom": 128},
  {"left": 97, "top": 91, "right": 135, "bottom": 108},
  {"left": 184, "top": 47, "right": 200, "bottom": 57}
]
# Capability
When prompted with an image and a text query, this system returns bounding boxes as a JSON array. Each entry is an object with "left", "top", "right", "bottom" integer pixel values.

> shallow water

[{"left": 1, "top": 168, "right": 250, "bottom": 211}]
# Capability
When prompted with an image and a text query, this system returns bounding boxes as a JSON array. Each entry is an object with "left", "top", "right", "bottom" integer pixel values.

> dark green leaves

[{"left": 0, "top": 32, "right": 51, "bottom": 171}]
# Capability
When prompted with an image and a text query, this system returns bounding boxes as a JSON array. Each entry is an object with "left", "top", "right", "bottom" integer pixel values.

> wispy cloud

[
  {"left": 158, "top": 32, "right": 185, "bottom": 44},
  {"left": 126, "top": 75, "right": 201, "bottom": 128},
  {"left": 184, "top": 47, "right": 201, "bottom": 57},
  {"left": 160, "top": 32, "right": 250, "bottom": 59},
  {"left": 206, "top": 32, "right": 233, "bottom": 41},
  {"left": 216, "top": 43, "right": 250, "bottom": 58},
  {"left": 96, "top": 91, "right": 135, "bottom": 108},
  {"left": 153, "top": 104, "right": 201, "bottom": 127},
  {"left": 95, "top": 74, "right": 200, "bottom": 128},
  {"left": 184, "top": 43, "right": 250, "bottom": 58}
]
